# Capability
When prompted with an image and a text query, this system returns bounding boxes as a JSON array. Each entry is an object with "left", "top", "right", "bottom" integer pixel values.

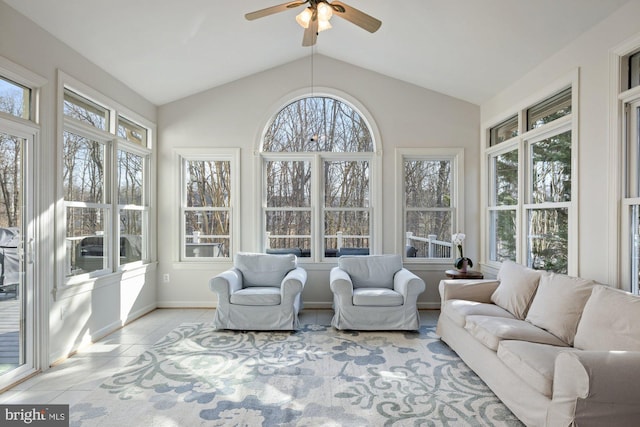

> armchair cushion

[
  {"left": 230, "top": 287, "right": 281, "bottom": 306},
  {"left": 338, "top": 254, "right": 402, "bottom": 289},
  {"left": 353, "top": 288, "right": 403, "bottom": 306},
  {"left": 234, "top": 252, "right": 297, "bottom": 287}
]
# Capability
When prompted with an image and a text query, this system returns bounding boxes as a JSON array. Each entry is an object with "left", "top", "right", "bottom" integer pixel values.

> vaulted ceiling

[{"left": 3, "top": 0, "right": 631, "bottom": 105}]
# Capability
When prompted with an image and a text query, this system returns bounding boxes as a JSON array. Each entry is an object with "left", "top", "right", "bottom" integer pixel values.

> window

[
  {"left": 179, "top": 150, "right": 238, "bottom": 261},
  {"left": 61, "top": 81, "right": 152, "bottom": 281},
  {"left": 0, "top": 76, "right": 30, "bottom": 120},
  {"left": 399, "top": 149, "right": 463, "bottom": 261},
  {"left": 484, "top": 84, "right": 575, "bottom": 274},
  {"left": 622, "top": 96, "right": 640, "bottom": 294},
  {"left": 489, "top": 115, "right": 518, "bottom": 146},
  {"left": 261, "top": 96, "right": 377, "bottom": 260}
]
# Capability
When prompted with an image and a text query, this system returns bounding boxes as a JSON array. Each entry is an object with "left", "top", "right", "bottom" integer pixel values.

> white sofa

[{"left": 436, "top": 260, "right": 640, "bottom": 427}]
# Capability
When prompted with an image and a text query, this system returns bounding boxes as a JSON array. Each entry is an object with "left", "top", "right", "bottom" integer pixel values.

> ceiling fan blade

[
  {"left": 330, "top": 1, "right": 382, "bottom": 33},
  {"left": 302, "top": 17, "right": 318, "bottom": 46},
  {"left": 245, "top": 1, "right": 307, "bottom": 21}
]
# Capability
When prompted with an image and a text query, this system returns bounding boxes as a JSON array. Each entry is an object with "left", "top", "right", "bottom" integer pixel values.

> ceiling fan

[{"left": 245, "top": 0, "right": 382, "bottom": 46}]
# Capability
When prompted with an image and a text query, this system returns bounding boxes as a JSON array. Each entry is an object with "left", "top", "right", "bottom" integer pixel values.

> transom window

[
  {"left": 0, "top": 76, "right": 31, "bottom": 120},
  {"left": 261, "top": 96, "right": 377, "bottom": 260}
]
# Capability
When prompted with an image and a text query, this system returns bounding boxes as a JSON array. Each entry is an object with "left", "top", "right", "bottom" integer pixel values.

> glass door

[{"left": 0, "top": 124, "right": 35, "bottom": 388}]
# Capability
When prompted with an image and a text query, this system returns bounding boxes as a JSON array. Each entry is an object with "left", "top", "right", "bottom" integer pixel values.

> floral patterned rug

[{"left": 70, "top": 323, "right": 523, "bottom": 426}]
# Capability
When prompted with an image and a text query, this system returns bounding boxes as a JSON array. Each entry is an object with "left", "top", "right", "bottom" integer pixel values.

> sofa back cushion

[
  {"left": 525, "top": 273, "right": 595, "bottom": 345},
  {"left": 490, "top": 260, "right": 543, "bottom": 319},
  {"left": 234, "top": 252, "right": 297, "bottom": 287},
  {"left": 574, "top": 285, "right": 640, "bottom": 351},
  {"left": 338, "top": 254, "right": 402, "bottom": 289}
]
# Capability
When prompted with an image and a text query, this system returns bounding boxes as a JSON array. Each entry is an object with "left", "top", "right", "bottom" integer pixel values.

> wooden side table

[{"left": 445, "top": 269, "right": 484, "bottom": 280}]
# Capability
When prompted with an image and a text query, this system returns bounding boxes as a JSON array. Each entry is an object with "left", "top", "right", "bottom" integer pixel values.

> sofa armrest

[
  {"left": 393, "top": 268, "right": 426, "bottom": 302},
  {"left": 548, "top": 351, "right": 640, "bottom": 426},
  {"left": 330, "top": 267, "right": 354, "bottom": 306},
  {"left": 438, "top": 279, "right": 500, "bottom": 303}
]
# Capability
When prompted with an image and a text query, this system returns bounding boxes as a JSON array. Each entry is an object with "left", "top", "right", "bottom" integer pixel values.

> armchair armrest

[
  {"left": 393, "top": 268, "right": 426, "bottom": 301},
  {"left": 209, "top": 268, "right": 243, "bottom": 302},
  {"left": 330, "top": 267, "right": 354, "bottom": 306},
  {"left": 438, "top": 279, "right": 499, "bottom": 303},
  {"left": 280, "top": 267, "right": 307, "bottom": 304},
  {"left": 548, "top": 351, "right": 640, "bottom": 426}
]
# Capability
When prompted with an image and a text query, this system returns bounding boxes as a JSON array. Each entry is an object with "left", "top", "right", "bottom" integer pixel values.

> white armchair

[
  {"left": 209, "top": 252, "right": 307, "bottom": 330},
  {"left": 330, "top": 254, "right": 426, "bottom": 330}
]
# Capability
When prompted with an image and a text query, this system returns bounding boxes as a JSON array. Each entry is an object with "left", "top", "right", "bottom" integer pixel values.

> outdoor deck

[{"left": 0, "top": 294, "right": 20, "bottom": 376}]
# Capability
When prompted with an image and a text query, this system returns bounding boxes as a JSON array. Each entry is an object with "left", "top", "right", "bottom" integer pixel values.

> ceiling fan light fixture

[
  {"left": 295, "top": 7, "right": 313, "bottom": 29},
  {"left": 296, "top": 7, "right": 313, "bottom": 28},
  {"left": 316, "top": 2, "right": 333, "bottom": 21},
  {"left": 317, "top": 18, "right": 332, "bottom": 32}
]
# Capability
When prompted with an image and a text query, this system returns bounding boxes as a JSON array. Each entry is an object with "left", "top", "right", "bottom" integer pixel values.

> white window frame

[
  {"left": 611, "top": 33, "right": 640, "bottom": 292},
  {"left": 177, "top": 148, "right": 239, "bottom": 262},
  {"left": 257, "top": 91, "right": 382, "bottom": 263},
  {"left": 395, "top": 148, "right": 464, "bottom": 264},
  {"left": 481, "top": 71, "right": 578, "bottom": 276},
  {"left": 57, "top": 71, "right": 155, "bottom": 286}
]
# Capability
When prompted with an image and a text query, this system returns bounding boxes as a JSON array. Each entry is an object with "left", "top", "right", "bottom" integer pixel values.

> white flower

[{"left": 452, "top": 233, "right": 466, "bottom": 246}]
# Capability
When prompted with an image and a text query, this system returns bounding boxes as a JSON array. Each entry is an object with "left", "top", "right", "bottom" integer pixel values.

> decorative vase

[{"left": 458, "top": 259, "right": 468, "bottom": 273}]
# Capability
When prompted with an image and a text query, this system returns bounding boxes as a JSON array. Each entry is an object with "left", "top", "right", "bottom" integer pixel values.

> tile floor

[{"left": 0, "top": 308, "right": 440, "bottom": 406}]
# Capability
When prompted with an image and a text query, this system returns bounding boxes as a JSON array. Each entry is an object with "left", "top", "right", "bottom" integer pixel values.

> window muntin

[
  {"left": 118, "top": 115, "right": 147, "bottom": 147},
  {"left": 182, "top": 159, "right": 232, "bottom": 259},
  {"left": 527, "top": 88, "right": 572, "bottom": 130},
  {"left": 261, "top": 96, "right": 376, "bottom": 260},
  {"left": 0, "top": 76, "right": 30, "bottom": 120},
  {"left": 489, "top": 115, "right": 518, "bottom": 146},
  {"left": 403, "top": 157, "right": 457, "bottom": 260},
  {"left": 63, "top": 89, "right": 109, "bottom": 131}
]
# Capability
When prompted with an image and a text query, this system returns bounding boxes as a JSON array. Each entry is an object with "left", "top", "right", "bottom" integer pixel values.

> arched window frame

[{"left": 256, "top": 89, "right": 382, "bottom": 263}]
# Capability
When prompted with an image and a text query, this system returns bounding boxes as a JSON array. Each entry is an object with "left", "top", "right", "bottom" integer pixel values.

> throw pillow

[
  {"left": 490, "top": 260, "right": 542, "bottom": 319},
  {"left": 574, "top": 285, "right": 640, "bottom": 351},
  {"left": 525, "top": 273, "right": 595, "bottom": 345}
]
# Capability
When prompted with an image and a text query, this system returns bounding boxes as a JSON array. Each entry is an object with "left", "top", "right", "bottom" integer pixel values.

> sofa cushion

[
  {"left": 353, "top": 288, "right": 403, "bottom": 306},
  {"left": 230, "top": 287, "right": 281, "bottom": 306},
  {"left": 234, "top": 252, "right": 297, "bottom": 287},
  {"left": 338, "top": 255, "right": 402, "bottom": 289},
  {"left": 464, "top": 315, "right": 568, "bottom": 351},
  {"left": 574, "top": 285, "right": 640, "bottom": 351},
  {"left": 525, "top": 273, "right": 595, "bottom": 346},
  {"left": 490, "top": 260, "right": 543, "bottom": 319},
  {"left": 442, "top": 299, "right": 516, "bottom": 328},
  {"left": 497, "top": 341, "right": 578, "bottom": 398}
]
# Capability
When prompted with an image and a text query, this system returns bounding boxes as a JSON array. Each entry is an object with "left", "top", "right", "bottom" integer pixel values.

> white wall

[
  {"left": 480, "top": 1, "right": 640, "bottom": 288},
  {"left": 157, "top": 55, "right": 480, "bottom": 309},
  {"left": 0, "top": 2, "right": 158, "bottom": 364}
]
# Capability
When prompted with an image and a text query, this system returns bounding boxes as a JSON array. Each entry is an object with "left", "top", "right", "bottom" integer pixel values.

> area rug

[{"left": 70, "top": 323, "right": 523, "bottom": 426}]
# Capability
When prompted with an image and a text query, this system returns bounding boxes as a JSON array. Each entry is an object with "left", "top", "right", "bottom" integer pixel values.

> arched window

[{"left": 260, "top": 95, "right": 378, "bottom": 261}]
